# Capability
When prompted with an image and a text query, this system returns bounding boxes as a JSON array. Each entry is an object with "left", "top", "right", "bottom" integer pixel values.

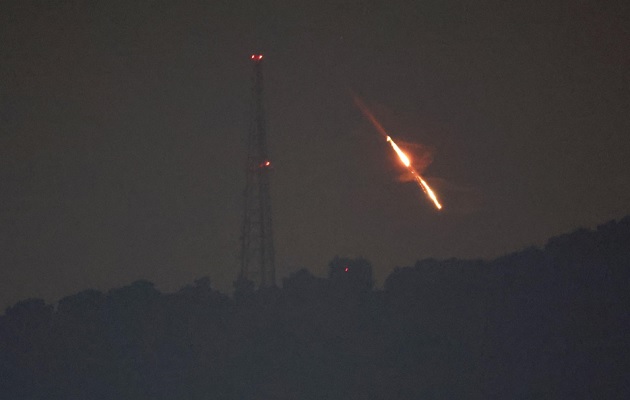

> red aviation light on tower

[{"left": 251, "top": 54, "right": 263, "bottom": 62}]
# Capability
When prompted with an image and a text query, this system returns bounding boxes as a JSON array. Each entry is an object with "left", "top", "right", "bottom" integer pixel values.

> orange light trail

[
  {"left": 387, "top": 135, "right": 443, "bottom": 210},
  {"left": 416, "top": 175, "right": 442, "bottom": 210},
  {"left": 386, "top": 136, "right": 410, "bottom": 167},
  {"left": 354, "top": 95, "right": 443, "bottom": 210},
  {"left": 352, "top": 95, "right": 388, "bottom": 139}
]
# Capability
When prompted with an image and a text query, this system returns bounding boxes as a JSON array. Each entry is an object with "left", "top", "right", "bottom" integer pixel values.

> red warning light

[
  {"left": 251, "top": 54, "right": 264, "bottom": 61},
  {"left": 251, "top": 54, "right": 256, "bottom": 59},
  {"left": 344, "top": 267, "right": 349, "bottom": 272}
]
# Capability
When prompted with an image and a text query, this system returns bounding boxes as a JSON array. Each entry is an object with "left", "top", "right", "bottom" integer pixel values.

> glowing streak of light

[
  {"left": 416, "top": 175, "right": 442, "bottom": 210},
  {"left": 353, "top": 94, "right": 443, "bottom": 210},
  {"left": 352, "top": 95, "right": 388, "bottom": 139},
  {"left": 387, "top": 135, "right": 443, "bottom": 210},
  {"left": 386, "top": 136, "right": 410, "bottom": 167}
]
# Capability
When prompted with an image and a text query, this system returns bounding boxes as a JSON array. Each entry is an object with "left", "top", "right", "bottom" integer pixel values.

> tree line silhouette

[{"left": 1, "top": 216, "right": 629, "bottom": 399}]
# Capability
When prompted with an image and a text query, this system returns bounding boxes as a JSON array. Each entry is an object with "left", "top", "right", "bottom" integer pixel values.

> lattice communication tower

[{"left": 239, "top": 54, "right": 275, "bottom": 287}]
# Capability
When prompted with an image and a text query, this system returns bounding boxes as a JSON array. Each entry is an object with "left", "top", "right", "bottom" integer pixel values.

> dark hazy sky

[{"left": 1, "top": 0, "right": 629, "bottom": 308}]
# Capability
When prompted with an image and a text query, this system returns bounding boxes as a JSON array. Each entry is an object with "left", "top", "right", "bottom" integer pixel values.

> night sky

[{"left": 1, "top": 0, "right": 629, "bottom": 309}]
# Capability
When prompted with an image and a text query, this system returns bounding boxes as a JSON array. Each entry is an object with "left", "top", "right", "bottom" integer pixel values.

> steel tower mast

[{"left": 240, "top": 54, "right": 275, "bottom": 287}]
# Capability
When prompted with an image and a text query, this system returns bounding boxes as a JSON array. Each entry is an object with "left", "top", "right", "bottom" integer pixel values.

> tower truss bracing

[{"left": 240, "top": 54, "right": 275, "bottom": 288}]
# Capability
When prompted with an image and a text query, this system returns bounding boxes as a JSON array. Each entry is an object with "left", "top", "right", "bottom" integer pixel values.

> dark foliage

[{"left": 1, "top": 217, "right": 629, "bottom": 399}]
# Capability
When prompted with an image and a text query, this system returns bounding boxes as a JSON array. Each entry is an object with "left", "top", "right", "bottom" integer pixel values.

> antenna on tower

[{"left": 239, "top": 53, "right": 275, "bottom": 288}]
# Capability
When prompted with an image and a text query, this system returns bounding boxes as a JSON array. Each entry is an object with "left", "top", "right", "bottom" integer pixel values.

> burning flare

[
  {"left": 386, "top": 135, "right": 442, "bottom": 210},
  {"left": 386, "top": 136, "right": 411, "bottom": 167},
  {"left": 354, "top": 96, "right": 443, "bottom": 210}
]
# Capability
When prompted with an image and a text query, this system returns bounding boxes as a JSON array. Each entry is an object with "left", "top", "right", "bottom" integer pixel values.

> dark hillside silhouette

[{"left": 1, "top": 217, "right": 629, "bottom": 399}]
